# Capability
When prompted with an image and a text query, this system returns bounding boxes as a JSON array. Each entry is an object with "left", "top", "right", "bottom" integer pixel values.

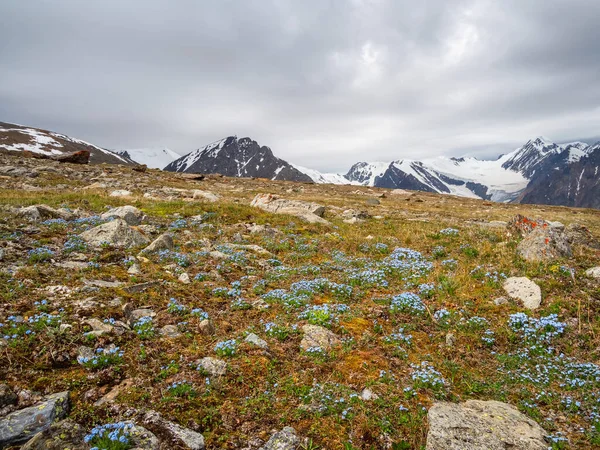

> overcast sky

[{"left": 1, "top": 0, "right": 599, "bottom": 171}]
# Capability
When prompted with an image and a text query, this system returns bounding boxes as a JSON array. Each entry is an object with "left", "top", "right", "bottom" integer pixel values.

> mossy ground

[{"left": 1, "top": 157, "right": 600, "bottom": 449}]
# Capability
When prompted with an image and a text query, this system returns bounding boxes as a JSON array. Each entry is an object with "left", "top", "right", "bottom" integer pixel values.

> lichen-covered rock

[
  {"left": 197, "top": 357, "right": 227, "bottom": 377},
  {"left": 193, "top": 190, "right": 220, "bottom": 202},
  {"left": 250, "top": 193, "right": 329, "bottom": 225},
  {"left": 139, "top": 233, "right": 174, "bottom": 254},
  {"left": 517, "top": 228, "right": 571, "bottom": 262},
  {"left": 101, "top": 205, "right": 144, "bottom": 225},
  {"left": 503, "top": 277, "right": 542, "bottom": 310},
  {"left": 140, "top": 410, "right": 205, "bottom": 450},
  {"left": 21, "top": 419, "right": 85, "bottom": 450},
  {"left": 245, "top": 333, "right": 268, "bottom": 349},
  {"left": 80, "top": 218, "right": 149, "bottom": 248},
  {"left": 259, "top": 427, "right": 300, "bottom": 450},
  {"left": 300, "top": 324, "right": 341, "bottom": 351},
  {"left": 18, "top": 204, "right": 76, "bottom": 222},
  {"left": 426, "top": 400, "right": 548, "bottom": 450},
  {"left": 0, "top": 391, "right": 69, "bottom": 447},
  {"left": 564, "top": 223, "right": 600, "bottom": 249}
]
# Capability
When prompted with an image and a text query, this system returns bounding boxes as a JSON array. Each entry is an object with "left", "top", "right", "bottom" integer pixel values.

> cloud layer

[{"left": 1, "top": 0, "right": 599, "bottom": 171}]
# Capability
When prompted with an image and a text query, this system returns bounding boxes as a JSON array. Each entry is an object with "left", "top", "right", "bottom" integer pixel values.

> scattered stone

[
  {"left": 53, "top": 150, "right": 90, "bottom": 164},
  {"left": 20, "top": 419, "right": 86, "bottom": 450},
  {"left": 0, "top": 391, "right": 69, "bottom": 448},
  {"left": 160, "top": 325, "right": 182, "bottom": 339},
  {"left": 300, "top": 324, "right": 341, "bottom": 351},
  {"left": 366, "top": 198, "right": 380, "bottom": 205},
  {"left": 82, "top": 182, "right": 107, "bottom": 190},
  {"left": 128, "top": 261, "right": 141, "bottom": 274},
  {"left": 586, "top": 267, "right": 600, "bottom": 279},
  {"left": 259, "top": 427, "right": 300, "bottom": 450},
  {"left": 140, "top": 233, "right": 174, "bottom": 254},
  {"left": 564, "top": 223, "right": 600, "bottom": 249},
  {"left": 133, "top": 164, "right": 148, "bottom": 173},
  {"left": 83, "top": 318, "right": 114, "bottom": 337},
  {"left": 124, "top": 305, "right": 156, "bottom": 326},
  {"left": 94, "top": 379, "right": 135, "bottom": 407},
  {"left": 360, "top": 388, "right": 378, "bottom": 401},
  {"left": 178, "top": 272, "right": 191, "bottom": 284},
  {"left": 245, "top": 333, "right": 268, "bottom": 349},
  {"left": 80, "top": 218, "right": 149, "bottom": 248},
  {"left": 109, "top": 189, "right": 133, "bottom": 197},
  {"left": 250, "top": 193, "right": 329, "bottom": 225},
  {"left": 198, "top": 319, "right": 216, "bottom": 336},
  {"left": 342, "top": 209, "right": 370, "bottom": 220},
  {"left": 0, "top": 385, "right": 17, "bottom": 408},
  {"left": 503, "top": 277, "right": 542, "bottom": 310},
  {"left": 222, "top": 243, "right": 272, "bottom": 256},
  {"left": 493, "top": 296, "right": 509, "bottom": 306},
  {"left": 85, "top": 279, "right": 124, "bottom": 288},
  {"left": 124, "top": 281, "right": 161, "bottom": 294},
  {"left": 140, "top": 410, "right": 205, "bottom": 450},
  {"left": 426, "top": 400, "right": 548, "bottom": 450},
  {"left": 197, "top": 357, "right": 227, "bottom": 377},
  {"left": 101, "top": 205, "right": 144, "bottom": 225},
  {"left": 445, "top": 333, "right": 456, "bottom": 347},
  {"left": 193, "top": 190, "right": 220, "bottom": 202},
  {"left": 517, "top": 228, "right": 571, "bottom": 262},
  {"left": 17, "top": 204, "right": 75, "bottom": 222}
]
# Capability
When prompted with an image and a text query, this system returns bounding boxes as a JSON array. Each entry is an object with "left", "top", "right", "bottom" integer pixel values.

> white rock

[
  {"left": 80, "top": 219, "right": 149, "bottom": 248},
  {"left": 245, "top": 333, "right": 268, "bottom": 349},
  {"left": 503, "top": 277, "right": 542, "bottom": 310},
  {"left": 109, "top": 190, "right": 132, "bottom": 197},
  {"left": 250, "top": 193, "right": 329, "bottom": 225},
  {"left": 178, "top": 273, "right": 191, "bottom": 284},
  {"left": 300, "top": 324, "right": 341, "bottom": 351},
  {"left": 193, "top": 190, "right": 220, "bottom": 202},
  {"left": 585, "top": 267, "right": 600, "bottom": 279},
  {"left": 197, "top": 357, "right": 227, "bottom": 377}
]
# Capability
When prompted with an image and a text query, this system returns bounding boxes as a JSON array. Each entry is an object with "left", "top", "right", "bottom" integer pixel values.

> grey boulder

[
  {"left": 101, "top": 205, "right": 145, "bottom": 225},
  {"left": 259, "top": 427, "right": 300, "bottom": 450},
  {"left": 503, "top": 277, "right": 542, "bottom": 310},
  {"left": 517, "top": 228, "right": 571, "bottom": 262},
  {"left": 426, "top": 400, "right": 548, "bottom": 450},
  {"left": 0, "top": 391, "right": 69, "bottom": 447},
  {"left": 139, "top": 233, "right": 174, "bottom": 254},
  {"left": 80, "top": 218, "right": 149, "bottom": 248}
]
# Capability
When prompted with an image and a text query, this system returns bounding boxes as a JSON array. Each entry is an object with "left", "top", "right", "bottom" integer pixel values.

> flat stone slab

[{"left": 503, "top": 277, "right": 542, "bottom": 310}]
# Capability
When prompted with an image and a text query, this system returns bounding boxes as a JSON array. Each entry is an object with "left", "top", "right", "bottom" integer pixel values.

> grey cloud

[{"left": 0, "top": 0, "right": 599, "bottom": 172}]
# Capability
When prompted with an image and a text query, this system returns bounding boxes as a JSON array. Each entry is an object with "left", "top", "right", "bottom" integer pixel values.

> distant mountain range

[
  {"left": 0, "top": 122, "right": 135, "bottom": 165},
  {"left": 1, "top": 120, "right": 598, "bottom": 209}
]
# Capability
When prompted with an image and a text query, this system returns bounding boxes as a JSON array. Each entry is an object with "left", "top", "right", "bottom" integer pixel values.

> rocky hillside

[
  {"left": 520, "top": 145, "right": 600, "bottom": 209},
  {"left": 164, "top": 136, "right": 313, "bottom": 182},
  {"left": 0, "top": 121, "right": 135, "bottom": 166},
  {"left": 1, "top": 150, "right": 600, "bottom": 449}
]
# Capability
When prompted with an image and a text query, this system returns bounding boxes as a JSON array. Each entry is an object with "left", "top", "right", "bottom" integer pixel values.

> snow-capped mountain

[
  {"left": 520, "top": 143, "right": 600, "bottom": 209},
  {"left": 115, "top": 147, "right": 181, "bottom": 169},
  {"left": 164, "top": 136, "right": 312, "bottom": 182},
  {"left": 345, "top": 162, "right": 389, "bottom": 186},
  {"left": 0, "top": 121, "right": 134, "bottom": 165}
]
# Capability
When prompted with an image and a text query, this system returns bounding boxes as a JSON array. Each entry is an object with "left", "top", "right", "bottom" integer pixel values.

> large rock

[
  {"left": 193, "top": 190, "right": 220, "bottom": 202},
  {"left": 586, "top": 267, "right": 600, "bottom": 279},
  {"left": 0, "top": 391, "right": 69, "bottom": 447},
  {"left": 18, "top": 205, "right": 75, "bottom": 222},
  {"left": 139, "top": 233, "right": 174, "bottom": 254},
  {"left": 300, "top": 324, "right": 341, "bottom": 351},
  {"left": 503, "top": 277, "right": 542, "bottom": 310},
  {"left": 259, "top": 427, "right": 300, "bottom": 450},
  {"left": 53, "top": 150, "right": 90, "bottom": 164},
  {"left": 80, "top": 218, "right": 149, "bottom": 248},
  {"left": 101, "top": 205, "right": 144, "bottom": 225},
  {"left": 564, "top": 223, "right": 600, "bottom": 249},
  {"left": 21, "top": 419, "right": 86, "bottom": 450},
  {"left": 250, "top": 193, "right": 329, "bottom": 225},
  {"left": 517, "top": 228, "right": 571, "bottom": 262},
  {"left": 0, "top": 384, "right": 17, "bottom": 408},
  {"left": 426, "top": 400, "right": 548, "bottom": 450},
  {"left": 140, "top": 410, "right": 205, "bottom": 450}
]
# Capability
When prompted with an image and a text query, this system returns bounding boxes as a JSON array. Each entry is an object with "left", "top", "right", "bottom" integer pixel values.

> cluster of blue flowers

[
  {"left": 167, "top": 298, "right": 188, "bottom": 315},
  {"left": 78, "top": 347, "right": 124, "bottom": 369},
  {"left": 348, "top": 268, "right": 388, "bottom": 288},
  {"left": 84, "top": 421, "right": 132, "bottom": 449},
  {"left": 27, "top": 247, "right": 55, "bottom": 263},
  {"left": 411, "top": 361, "right": 447, "bottom": 391},
  {"left": 215, "top": 339, "right": 237, "bottom": 357},
  {"left": 133, "top": 316, "right": 155, "bottom": 339},
  {"left": 508, "top": 313, "right": 566, "bottom": 343},
  {"left": 302, "top": 382, "right": 359, "bottom": 419},
  {"left": 390, "top": 292, "right": 426, "bottom": 315},
  {"left": 191, "top": 308, "right": 209, "bottom": 320},
  {"left": 383, "top": 328, "right": 413, "bottom": 347}
]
